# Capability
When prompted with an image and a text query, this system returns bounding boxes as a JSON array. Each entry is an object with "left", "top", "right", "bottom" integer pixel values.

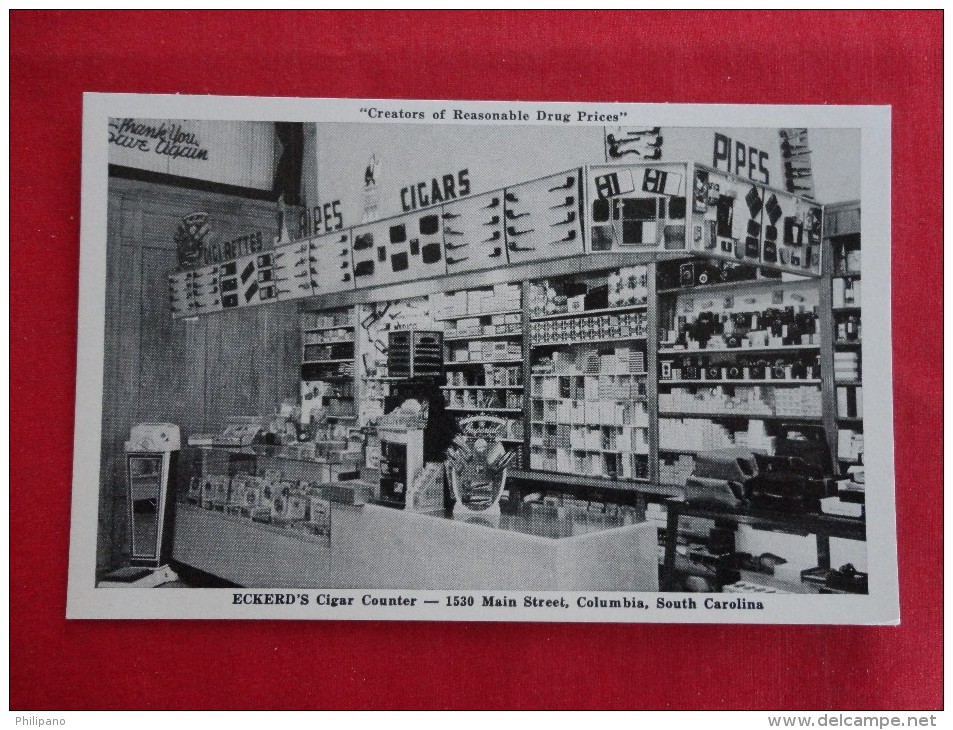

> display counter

[{"left": 172, "top": 502, "right": 658, "bottom": 591}]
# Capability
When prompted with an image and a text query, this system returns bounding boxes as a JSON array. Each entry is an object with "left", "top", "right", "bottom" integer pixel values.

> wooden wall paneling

[
  {"left": 99, "top": 241, "right": 143, "bottom": 570},
  {"left": 97, "top": 192, "right": 127, "bottom": 570},
  {"left": 204, "top": 309, "right": 256, "bottom": 421},
  {"left": 97, "top": 176, "right": 305, "bottom": 573},
  {"left": 136, "top": 247, "right": 177, "bottom": 420}
]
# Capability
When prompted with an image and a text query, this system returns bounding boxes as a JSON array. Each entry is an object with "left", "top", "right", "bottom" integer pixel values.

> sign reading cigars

[{"left": 168, "top": 162, "right": 822, "bottom": 319}]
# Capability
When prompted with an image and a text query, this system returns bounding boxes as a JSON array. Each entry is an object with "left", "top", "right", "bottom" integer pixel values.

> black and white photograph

[{"left": 66, "top": 94, "right": 896, "bottom": 623}]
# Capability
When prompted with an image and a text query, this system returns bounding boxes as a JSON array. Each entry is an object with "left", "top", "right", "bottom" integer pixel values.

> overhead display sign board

[
  {"left": 169, "top": 161, "right": 822, "bottom": 319},
  {"left": 689, "top": 164, "right": 823, "bottom": 276}
]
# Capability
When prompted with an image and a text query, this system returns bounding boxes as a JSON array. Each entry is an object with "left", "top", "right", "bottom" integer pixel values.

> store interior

[{"left": 98, "top": 122, "right": 866, "bottom": 595}]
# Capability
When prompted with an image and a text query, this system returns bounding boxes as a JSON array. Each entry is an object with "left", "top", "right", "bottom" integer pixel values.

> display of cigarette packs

[
  {"left": 187, "top": 476, "right": 202, "bottom": 505},
  {"left": 273, "top": 488, "right": 309, "bottom": 525},
  {"left": 200, "top": 475, "right": 231, "bottom": 510},
  {"left": 299, "top": 494, "right": 331, "bottom": 536},
  {"left": 225, "top": 475, "right": 264, "bottom": 516}
]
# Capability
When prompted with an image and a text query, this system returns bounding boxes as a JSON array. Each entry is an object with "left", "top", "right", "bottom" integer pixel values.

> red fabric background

[{"left": 10, "top": 11, "right": 942, "bottom": 710}]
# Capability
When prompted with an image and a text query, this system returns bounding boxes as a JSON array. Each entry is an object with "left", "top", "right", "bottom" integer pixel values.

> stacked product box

[
  {"left": 435, "top": 284, "right": 521, "bottom": 319},
  {"left": 659, "top": 418, "right": 734, "bottom": 453},
  {"left": 835, "top": 344, "right": 862, "bottom": 385},
  {"left": 658, "top": 386, "right": 821, "bottom": 418},
  {"left": 838, "top": 429, "right": 865, "bottom": 463},
  {"left": 446, "top": 365, "right": 522, "bottom": 387},
  {"left": 658, "top": 454, "right": 696, "bottom": 486},
  {"left": 447, "top": 340, "right": 521, "bottom": 362}
]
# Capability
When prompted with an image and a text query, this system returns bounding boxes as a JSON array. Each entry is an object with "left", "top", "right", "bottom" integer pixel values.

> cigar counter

[{"left": 165, "top": 163, "right": 866, "bottom": 595}]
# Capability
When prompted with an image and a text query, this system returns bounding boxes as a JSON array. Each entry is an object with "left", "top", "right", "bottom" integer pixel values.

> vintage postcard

[{"left": 66, "top": 94, "right": 896, "bottom": 623}]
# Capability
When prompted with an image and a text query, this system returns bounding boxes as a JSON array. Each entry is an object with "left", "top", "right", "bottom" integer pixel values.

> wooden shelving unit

[
  {"left": 300, "top": 307, "right": 358, "bottom": 420},
  {"left": 526, "top": 266, "right": 652, "bottom": 482},
  {"left": 825, "top": 200, "right": 863, "bottom": 469},
  {"left": 436, "top": 284, "right": 526, "bottom": 454}
]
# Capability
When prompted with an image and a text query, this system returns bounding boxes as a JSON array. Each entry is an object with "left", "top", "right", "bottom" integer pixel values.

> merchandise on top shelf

[
  {"left": 656, "top": 257, "right": 765, "bottom": 291},
  {"left": 432, "top": 283, "right": 522, "bottom": 319},
  {"left": 529, "top": 265, "right": 648, "bottom": 316},
  {"left": 305, "top": 310, "right": 354, "bottom": 330},
  {"left": 443, "top": 311, "right": 522, "bottom": 339}
]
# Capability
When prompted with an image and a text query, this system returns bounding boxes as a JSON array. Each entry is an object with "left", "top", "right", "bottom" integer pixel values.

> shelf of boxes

[
  {"left": 302, "top": 309, "right": 354, "bottom": 331},
  {"left": 443, "top": 388, "right": 525, "bottom": 412},
  {"left": 445, "top": 359, "right": 523, "bottom": 367},
  {"left": 657, "top": 416, "right": 781, "bottom": 487},
  {"left": 440, "top": 385, "right": 524, "bottom": 390},
  {"left": 828, "top": 211, "right": 864, "bottom": 469},
  {"left": 433, "top": 309, "right": 522, "bottom": 321},
  {"left": 301, "top": 308, "right": 357, "bottom": 383},
  {"left": 658, "top": 384, "right": 822, "bottom": 420},
  {"left": 528, "top": 343, "right": 649, "bottom": 481},
  {"left": 431, "top": 283, "right": 522, "bottom": 321},
  {"left": 436, "top": 286, "right": 523, "bottom": 342},
  {"left": 445, "top": 337, "right": 523, "bottom": 365},
  {"left": 528, "top": 265, "right": 651, "bottom": 479},
  {"left": 446, "top": 406, "right": 523, "bottom": 414},
  {"left": 444, "top": 331, "right": 523, "bottom": 342},
  {"left": 433, "top": 283, "right": 526, "bottom": 460}
]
